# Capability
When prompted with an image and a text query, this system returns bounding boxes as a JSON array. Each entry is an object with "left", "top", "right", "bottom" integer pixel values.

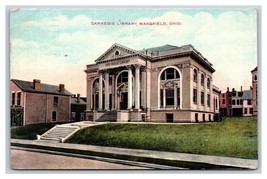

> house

[
  {"left": 219, "top": 87, "right": 231, "bottom": 116},
  {"left": 251, "top": 67, "right": 258, "bottom": 116},
  {"left": 212, "top": 85, "right": 220, "bottom": 114},
  {"left": 84, "top": 43, "right": 217, "bottom": 123},
  {"left": 71, "top": 94, "right": 87, "bottom": 121},
  {"left": 242, "top": 90, "right": 253, "bottom": 117},
  {"left": 10, "top": 79, "right": 72, "bottom": 126}
]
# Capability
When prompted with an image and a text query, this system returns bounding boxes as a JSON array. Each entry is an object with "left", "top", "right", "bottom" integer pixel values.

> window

[
  {"left": 244, "top": 108, "right": 248, "bottom": 114},
  {"left": 215, "top": 98, "right": 218, "bottom": 109},
  {"left": 207, "top": 78, "right": 210, "bottom": 88},
  {"left": 229, "top": 99, "right": 231, "bottom": 105},
  {"left": 118, "top": 72, "right": 128, "bottom": 83},
  {"left": 249, "top": 108, "right": 253, "bottom": 114},
  {"left": 207, "top": 94, "right": 210, "bottom": 107},
  {"left": 232, "top": 100, "right": 236, "bottom": 105},
  {"left": 209, "top": 114, "right": 211, "bottom": 121},
  {"left": 160, "top": 89, "right": 163, "bottom": 107},
  {"left": 54, "top": 96, "right": 59, "bottom": 106},
  {"left": 193, "top": 69, "right": 197, "bottom": 82},
  {"left": 238, "top": 92, "right": 243, "bottom": 97},
  {"left": 201, "top": 92, "right": 204, "bottom": 105},
  {"left": 237, "top": 99, "right": 240, "bottom": 105},
  {"left": 222, "top": 94, "right": 225, "bottom": 98},
  {"left": 247, "top": 100, "right": 252, "bottom": 105},
  {"left": 201, "top": 74, "right": 204, "bottom": 86},
  {"left": 115, "top": 50, "right": 120, "bottom": 56},
  {"left": 195, "top": 113, "right": 198, "bottom": 122},
  {"left": 193, "top": 89, "right": 197, "bottom": 104},
  {"left": 17, "top": 92, "right": 21, "bottom": 106},
  {"left": 240, "top": 99, "right": 243, "bottom": 105},
  {"left": 222, "top": 99, "right": 225, "bottom": 104},
  {"left": 166, "top": 89, "right": 174, "bottom": 106},
  {"left": 166, "top": 113, "right": 173, "bottom": 123},
  {"left": 254, "top": 75, "right": 257, "bottom": 81},
  {"left": 52, "top": 111, "right": 57, "bottom": 121},
  {"left": 11, "top": 92, "right": 15, "bottom": 106},
  {"left": 161, "top": 68, "right": 180, "bottom": 80},
  {"left": 203, "top": 114, "right": 205, "bottom": 122}
]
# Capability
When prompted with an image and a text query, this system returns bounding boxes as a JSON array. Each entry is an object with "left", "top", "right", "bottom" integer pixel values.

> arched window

[
  {"left": 201, "top": 74, "right": 204, "bottom": 86},
  {"left": 159, "top": 67, "right": 181, "bottom": 109},
  {"left": 92, "top": 78, "right": 105, "bottom": 110},
  {"left": 254, "top": 75, "right": 257, "bottom": 81},
  {"left": 193, "top": 69, "right": 197, "bottom": 82},
  {"left": 207, "top": 78, "right": 210, "bottom": 88},
  {"left": 117, "top": 71, "right": 128, "bottom": 83}
]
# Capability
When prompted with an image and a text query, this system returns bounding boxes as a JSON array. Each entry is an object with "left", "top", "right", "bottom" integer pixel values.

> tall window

[
  {"left": 247, "top": 100, "right": 252, "bottom": 105},
  {"left": 232, "top": 99, "right": 236, "bottom": 105},
  {"left": 244, "top": 108, "right": 248, "bottom": 114},
  {"left": 222, "top": 99, "right": 225, "bottom": 105},
  {"left": 11, "top": 92, "right": 15, "bottom": 106},
  {"left": 254, "top": 75, "right": 257, "bottom": 81},
  {"left": 193, "top": 69, "right": 197, "bottom": 82},
  {"left": 207, "top": 94, "right": 210, "bottom": 107},
  {"left": 201, "top": 92, "right": 204, "bottom": 105},
  {"left": 201, "top": 74, "right": 204, "bottom": 86},
  {"left": 215, "top": 98, "right": 218, "bottom": 109},
  {"left": 118, "top": 72, "right": 128, "bottom": 83},
  {"left": 193, "top": 89, "right": 197, "bottom": 104},
  {"left": 17, "top": 92, "right": 21, "bottom": 106},
  {"left": 166, "top": 89, "right": 174, "bottom": 105},
  {"left": 54, "top": 96, "right": 59, "bottom": 106},
  {"left": 207, "top": 78, "right": 210, "bottom": 88},
  {"left": 249, "top": 108, "right": 253, "bottom": 114}
]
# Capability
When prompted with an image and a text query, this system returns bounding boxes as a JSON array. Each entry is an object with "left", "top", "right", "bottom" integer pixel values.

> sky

[{"left": 10, "top": 8, "right": 258, "bottom": 96}]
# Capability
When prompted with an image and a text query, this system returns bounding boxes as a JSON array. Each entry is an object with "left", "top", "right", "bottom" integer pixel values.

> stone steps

[{"left": 40, "top": 126, "right": 79, "bottom": 142}]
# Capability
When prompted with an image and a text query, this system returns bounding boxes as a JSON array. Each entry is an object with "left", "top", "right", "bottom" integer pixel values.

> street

[{"left": 10, "top": 149, "right": 149, "bottom": 170}]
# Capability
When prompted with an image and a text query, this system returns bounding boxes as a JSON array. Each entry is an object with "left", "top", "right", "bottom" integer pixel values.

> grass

[
  {"left": 11, "top": 123, "right": 59, "bottom": 140},
  {"left": 66, "top": 117, "right": 258, "bottom": 159}
]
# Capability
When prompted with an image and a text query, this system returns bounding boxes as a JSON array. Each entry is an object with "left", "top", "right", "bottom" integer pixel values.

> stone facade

[
  {"left": 251, "top": 67, "right": 258, "bottom": 116},
  {"left": 84, "top": 43, "right": 217, "bottom": 123},
  {"left": 10, "top": 79, "right": 72, "bottom": 126}
]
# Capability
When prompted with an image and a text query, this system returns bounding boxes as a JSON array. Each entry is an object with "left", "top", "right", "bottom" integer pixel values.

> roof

[
  {"left": 251, "top": 66, "right": 257, "bottom": 72},
  {"left": 71, "top": 97, "right": 86, "bottom": 105},
  {"left": 242, "top": 90, "right": 252, "bottom": 100},
  {"left": 143, "top": 44, "right": 178, "bottom": 53},
  {"left": 11, "top": 79, "right": 72, "bottom": 96}
]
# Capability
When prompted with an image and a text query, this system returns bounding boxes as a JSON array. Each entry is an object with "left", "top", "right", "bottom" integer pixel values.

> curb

[{"left": 10, "top": 139, "right": 258, "bottom": 170}]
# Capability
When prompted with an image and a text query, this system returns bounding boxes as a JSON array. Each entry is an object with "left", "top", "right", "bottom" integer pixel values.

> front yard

[{"left": 66, "top": 117, "right": 258, "bottom": 159}]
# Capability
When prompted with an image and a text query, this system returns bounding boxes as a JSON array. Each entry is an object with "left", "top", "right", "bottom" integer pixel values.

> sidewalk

[{"left": 10, "top": 139, "right": 258, "bottom": 170}]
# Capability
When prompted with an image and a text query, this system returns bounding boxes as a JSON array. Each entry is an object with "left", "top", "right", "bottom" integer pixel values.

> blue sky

[{"left": 10, "top": 8, "right": 257, "bottom": 96}]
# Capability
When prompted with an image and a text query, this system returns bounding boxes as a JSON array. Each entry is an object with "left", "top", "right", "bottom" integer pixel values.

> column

[
  {"left": 104, "top": 71, "right": 109, "bottom": 111},
  {"left": 127, "top": 65, "right": 133, "bottom": 110},
  {"left": 163, "top": 87, "right": 166, "bottom": 108},
  {"left": 112, "top": 75, "right": 115, "bottom": 110},
  {"left": 174, "top": 87, "right": 177, "bottom": 109},
  {"left": 98, "top": 72, "right": 103, "bottom": 110},
  {"left": 146, "top": 68, "right": 151, "bottom": 110},
  {"left": 135, "top": 65, "right": 140, "bottom": 110}
]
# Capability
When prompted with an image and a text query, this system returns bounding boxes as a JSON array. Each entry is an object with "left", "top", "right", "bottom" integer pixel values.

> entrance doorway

[{"left": 120, "top": 92, "right": 128, "bottom": 110}]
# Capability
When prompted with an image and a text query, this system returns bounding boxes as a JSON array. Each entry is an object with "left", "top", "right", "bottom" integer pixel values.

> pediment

[{"left": 95, "top": 43, "right": 137, "bottom": 62}]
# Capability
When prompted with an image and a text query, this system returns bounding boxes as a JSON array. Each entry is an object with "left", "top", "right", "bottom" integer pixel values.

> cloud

[{"left": 10, "top": 9, "right": 257, "bottom": 95}]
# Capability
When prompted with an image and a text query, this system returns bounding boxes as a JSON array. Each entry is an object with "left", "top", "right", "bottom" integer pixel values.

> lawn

[
  {"left": 11, "top": 123, "right": 59, "bottom": 140},
  {"left": 66, "top": 117, "right": 258, "bottom": 159}
]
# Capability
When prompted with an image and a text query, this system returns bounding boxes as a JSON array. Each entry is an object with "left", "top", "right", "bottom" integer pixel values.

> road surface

[{"left": 10, "top": 148, "right": 149, "bottom": 170}]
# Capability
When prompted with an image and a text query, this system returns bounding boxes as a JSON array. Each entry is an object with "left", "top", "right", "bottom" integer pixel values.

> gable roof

[
  {"left": 71, "top": 97, "right": 86, "bottom": 105},
  {"left": 242, "top": 90, "right": 252, "bottom": 100},
  {"left": 142, "top": 44, "right": 178, "bottom": 53},
  {"left": 95, "top": 43, "right": 138, "bottom": 62},
  {"left": 11, "top": 79, "right": 72, "bottom": 96}
]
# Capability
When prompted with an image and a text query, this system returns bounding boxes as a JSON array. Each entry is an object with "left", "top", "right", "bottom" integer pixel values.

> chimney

[
  {"left": 77, "top": 94, "right": 80, "bottom": 103},
  {"left": 232, "top": 88, "right": 235, "bottom": 92},
  {"left": 241, "top": 86, "right": 243, "bottom": 91},
  {"left": 33, "top": 79, "right": 41, "bottom": 90},
  {"left": 59, "top": 84, "right": 65, "bottom": 93},
  {"left": 227, "top": 87, "right": 229, "bottom": 92}
]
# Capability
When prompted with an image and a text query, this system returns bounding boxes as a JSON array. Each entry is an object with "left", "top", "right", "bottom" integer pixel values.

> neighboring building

[
  {"left": 242, "top": 90, "right": 253, "bottom": 117},
  {"left": 219, "top": 87, "right": 243, "bottom": 117},
  {"left": 71, "top": 94, "right": 87, "bottom": 121},
  {"left": 231, "top": 88, "right": 243, "bottom": 117},
  {"left": 84, "top": 43, "right": 216, "bottom": 123},
  {"left": 10, "top": 79, "right": 72, "bottom": 126},
  {"left": 251, "top": 67, "right": 258, "bottom": 116},
  {"left": 219, "top": 88, "right": 231, "bottom": 116}
]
